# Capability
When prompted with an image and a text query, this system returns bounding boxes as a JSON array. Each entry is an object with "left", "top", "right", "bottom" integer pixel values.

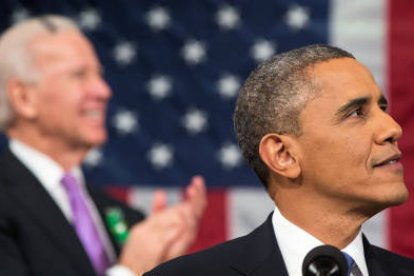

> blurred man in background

[
  {"left": 0, "top": 15, "right": 206, "bottom": 276},
  {"left": 144, "top": 45, "right": 414, "bottom": 275}
]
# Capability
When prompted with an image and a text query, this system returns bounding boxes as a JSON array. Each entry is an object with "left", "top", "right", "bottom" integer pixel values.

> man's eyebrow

[{"left": 336, "top": 96, "right": 369, "bottom": 117}]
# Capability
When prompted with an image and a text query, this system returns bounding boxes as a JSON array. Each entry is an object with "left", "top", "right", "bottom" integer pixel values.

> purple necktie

[{"left": 61, "top": 172, "right": 111, "bottom": 275}]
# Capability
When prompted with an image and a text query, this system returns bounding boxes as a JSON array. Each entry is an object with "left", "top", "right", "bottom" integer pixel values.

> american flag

[{"left": 1, "top": 0, "right": 414, "bottom": 256}]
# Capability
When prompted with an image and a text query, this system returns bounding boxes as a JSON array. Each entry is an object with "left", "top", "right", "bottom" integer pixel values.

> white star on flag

[
  {"left": 251, "top": 39, "right": 276, "bottom": 63},
  {"left": 147, "top": 143, "right": 174, "bottom": 170},
  {"left": 112, "top": 109, "right": 138, "bottom": 135},
  {"left": 285, "top": 4, "right": 310, "bottom": 30},
  {"left": 78, "top": 8, "right": 101, "bottom": 31},
  {"left": 217, "top": 74, "right": 241, "bottom": 99},
  {"left": 146, "top": 6, "right": 171, "bottom": 31},
  {"left": 217, "top": 143, "right": 243, "bottom": 169},
  {"left": 113, "top": 41, "right": 137, "bottom": 66},
  {"left": 181, "top": 108, "right": 208, "bottom": 135},
  {"left": 83, "top": 148, "right": 103, "bottom": 167},
  {"left": 216, "top": 5, "right": 240, "bottom": 30},
  {"left": 182, "top": 40, "right": 207, "bottom": 65},
  {"left": 147, "top": 75, "right": 173, "bottom": 100}
]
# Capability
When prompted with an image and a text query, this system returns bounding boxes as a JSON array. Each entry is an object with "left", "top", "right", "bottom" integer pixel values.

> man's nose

[
  {"left": 89, "top": 76, "right": 112, "bottom": 100},
  {"left": 375, "top": 111, "right": 403, "bottom": 145}
]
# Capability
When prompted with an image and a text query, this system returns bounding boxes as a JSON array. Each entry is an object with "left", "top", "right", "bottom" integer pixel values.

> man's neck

[{"left": 275, "top": 193, "right": 369, "bottom": 249}]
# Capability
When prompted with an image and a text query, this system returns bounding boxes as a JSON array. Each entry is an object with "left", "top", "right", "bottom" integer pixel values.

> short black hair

[{"left": 233, "top": 44, "right": 355, "bottom": 187}]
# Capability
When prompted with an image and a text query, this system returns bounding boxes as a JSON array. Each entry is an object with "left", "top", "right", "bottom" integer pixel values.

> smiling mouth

[
  {"left": 372, "top": 154, "right": 401, "bottom": 168},
  {"left": 82, "top": 110, "right": 105, "bottom": 119}
]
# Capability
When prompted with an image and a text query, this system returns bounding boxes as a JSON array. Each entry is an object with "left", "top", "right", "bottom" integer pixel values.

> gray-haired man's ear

[{"left": 7, "top": 79, "right": 39, "bottom": 120}]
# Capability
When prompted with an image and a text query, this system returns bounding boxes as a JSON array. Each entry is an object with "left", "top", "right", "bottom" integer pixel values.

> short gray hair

[
  {"left": 233, "top": 44, "right": 355, "bottom": 187},
  {"left": 0, "top": 15, "right": 80, "bottom": 130}
]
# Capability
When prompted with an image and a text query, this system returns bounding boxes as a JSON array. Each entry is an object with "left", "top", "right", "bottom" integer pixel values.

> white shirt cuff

[{"left": 106, "top": 265, "right": 136, "bottom": 276}]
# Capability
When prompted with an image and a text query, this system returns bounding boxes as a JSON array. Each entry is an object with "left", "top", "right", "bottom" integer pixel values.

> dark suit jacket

[
  {"left": 0, "top": 150, "right": 145, "bottom": 276},
  {"left": 144, "top": 213, "right": 414, "bottom": 276}
]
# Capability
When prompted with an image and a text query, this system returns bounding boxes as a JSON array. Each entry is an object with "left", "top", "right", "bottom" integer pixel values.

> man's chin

[
  {"left": 390, "top": 189, "right": 410, "bottom": 206},
  {"left": 355, "top": 189, "right": 408, "bottom": 218},
  {"left": 89, "top": 131, "right": 108, "bottom": 146},
  {"left": 391, "top": 182, "right": 409, "bottom": 204},
  {"left": 372, "top": 187, "right": 409, "bottom": 213},
  {"left": 79, "top": 136, "right": 107, "bottom": 153}
]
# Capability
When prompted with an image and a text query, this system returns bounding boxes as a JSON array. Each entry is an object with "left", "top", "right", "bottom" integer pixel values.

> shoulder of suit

[
  {"left": 145, "top": 236, "right": 251, "bottom": 275},
  {"left": 145, "top": 218, "right": 273, "bottom": 275},
  {"left": 370, "top": 245, "right": 414, "bottom": 269}
]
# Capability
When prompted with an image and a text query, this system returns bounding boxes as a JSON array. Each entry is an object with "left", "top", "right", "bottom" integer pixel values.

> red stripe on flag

[
  {"left": 388, "top": 0, "right": 414, "bottom": 257},
  {"left": 189, "top": 188, "right": 228, "bottom": 253},
  {"left": 105, "top": 186, "right": 130, "bottom": 203}
]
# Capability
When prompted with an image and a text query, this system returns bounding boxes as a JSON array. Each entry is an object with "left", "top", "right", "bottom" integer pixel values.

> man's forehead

[
  {"left": 30, "top": 30, "right": 91, "bottom": 57},
  {"left": 30, "top": 31, "right": 99, "bottom": 70},
  {"left": 296, "top": 61, "right": 386, "bottom": 122},
  {"left": 309, "top": 59, "right": 378, "bottom": 94}
]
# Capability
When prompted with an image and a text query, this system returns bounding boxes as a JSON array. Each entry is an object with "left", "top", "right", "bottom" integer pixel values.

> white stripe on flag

[
  {"left": 330, "top": 0, "right": 386, "bottom": 93},
  {"left": 127, "top": 186, "right": 182, "bottom": 214},
  {"left": 228, "top": 187, "right": 274, "bottom": 239},
  {"left": 362, "top": 211, "right": 387, "bottom": 248}
]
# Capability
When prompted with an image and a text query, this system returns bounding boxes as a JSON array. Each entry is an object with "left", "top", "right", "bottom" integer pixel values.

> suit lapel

[
  {"left": 364, "top": 235, "right": 403, "bottom": 276},
  {"left": 229, "top": 213, "right": 289, "bottom": 276},
  {"left": 0, "top": 151, "right": 96, "bottom": 275}
]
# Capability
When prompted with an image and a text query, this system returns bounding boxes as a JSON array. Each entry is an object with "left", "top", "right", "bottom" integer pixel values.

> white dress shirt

[
  {"left": 272, "top": 205, "right": 369, "bottom": 276},
  {"left": 10, "top": 139, "right": 134, "bottom": 276}
]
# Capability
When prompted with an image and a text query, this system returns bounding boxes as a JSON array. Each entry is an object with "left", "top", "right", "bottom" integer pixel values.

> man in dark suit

[
  {"left": 0, "top": 15, "right": 206, "bottom": 276},
  {"left": 144, "top": 44, "right": 414, "bottom": 275}
]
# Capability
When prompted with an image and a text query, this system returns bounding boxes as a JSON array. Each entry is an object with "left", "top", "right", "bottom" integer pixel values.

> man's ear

[
  {"left": 259, "top": 133, "right": 301, "bottom": 179},
  {"left": 7, "top": 79, "right": 38, "bottom": 119}
]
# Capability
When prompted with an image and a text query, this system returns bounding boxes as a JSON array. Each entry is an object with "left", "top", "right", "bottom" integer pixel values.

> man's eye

[
  {"left": 379, "top": 104, "right": 388, "bottom": 112},
  {"left": 348, "top": 107, "right": 364, "bottom": 118},
  {"left": 71, "top": 69, "right": 87, "bottom": 79}
]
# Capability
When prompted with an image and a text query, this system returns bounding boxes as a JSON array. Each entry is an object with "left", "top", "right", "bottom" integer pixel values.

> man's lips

[
  {"left": 81, "top": 109, "right": 106, "bottom": 120},
  {"left": 83, "top": 110, "right": 104, "bottom": 117},
  {"left": 372, "top": 153, "right": 402, "bottom": 168}
]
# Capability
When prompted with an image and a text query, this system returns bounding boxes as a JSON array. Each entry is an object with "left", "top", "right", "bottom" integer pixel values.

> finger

[
  {"left": 185, "top": 175, "right": 207, "bottom": 219},
  {"left": 157, "top": 207, "right": 191, "bottom": 259},
  {"left": 185, "top": 175, "right": 205, "bottom": 202},
  {"left": 162, "top": 210, "right": 196, "bottom": 260},
  {"left": 151, "top": 189, "right": 168, "bottom": 213}
]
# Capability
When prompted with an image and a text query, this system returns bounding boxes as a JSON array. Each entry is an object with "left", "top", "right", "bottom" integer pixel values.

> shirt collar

[
  {"left": 343, "top": 231, "right": 368, "bottom": 275},
  {"left": 272, "top": 205, "right": 368, "bottom": 276},
  {"left": 9, "top": 139, "right": 84, "bottom": 190}
]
